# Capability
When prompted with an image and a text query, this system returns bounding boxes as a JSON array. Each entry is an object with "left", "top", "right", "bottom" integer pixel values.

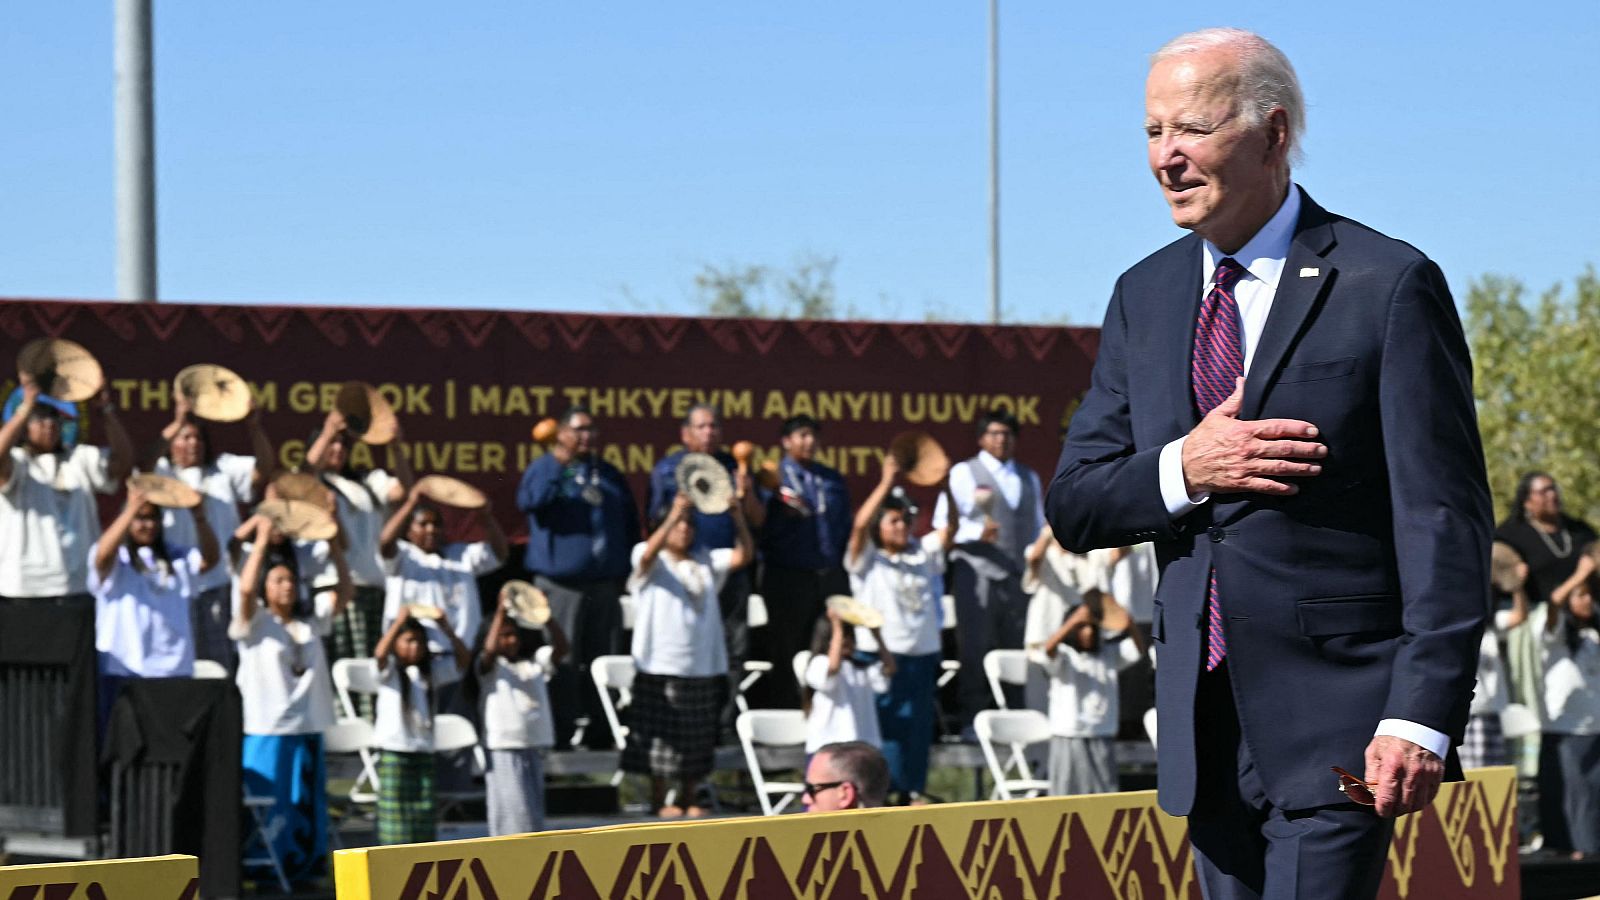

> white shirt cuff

[
  {"left": 1158, "top": 437, "right": 1208, "bottom": 518},
  {"left": 1374, "top": 718, "right": 1450, "bottom": 760}
]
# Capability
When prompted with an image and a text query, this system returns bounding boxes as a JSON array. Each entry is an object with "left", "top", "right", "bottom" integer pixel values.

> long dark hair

[
  {"left": 125, "top": 506, "right": 177, "bottom": 580},
  {"left": 1509, "top": 471, "right": 1555, "bottom": 524},
  {"left": 254, "top": 544, "right": 307, "bottom": 618},
  {"left": 389, "top": 617, "right": 435, "bottom": 727}
]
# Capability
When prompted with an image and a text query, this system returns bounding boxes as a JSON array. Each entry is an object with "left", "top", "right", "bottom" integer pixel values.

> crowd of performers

[{"left": 3, "top": 363, "right": 1598, "bottom": 885}]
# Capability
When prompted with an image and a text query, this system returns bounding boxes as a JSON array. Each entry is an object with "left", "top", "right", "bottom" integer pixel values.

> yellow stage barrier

[
  {"left": 334, "top": 767, "right": 1518, "bottom": 899},
  {"left": 0, "top": 854, "right": 197, "bottom": 899}
]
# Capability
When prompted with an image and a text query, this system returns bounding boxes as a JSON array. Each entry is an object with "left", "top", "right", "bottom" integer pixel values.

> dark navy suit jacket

[{"left": 1047, "top": 191, "right": 1492, "bottom": 815}]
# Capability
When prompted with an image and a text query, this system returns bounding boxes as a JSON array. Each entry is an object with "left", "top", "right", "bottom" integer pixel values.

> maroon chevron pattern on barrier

[{"left": 339, "top": 771, "right": 1519, "bottom": 900}]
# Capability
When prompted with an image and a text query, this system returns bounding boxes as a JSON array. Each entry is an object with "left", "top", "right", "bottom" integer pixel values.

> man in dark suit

[{"left": 1046, "top": 28, "right": 1491, "bottom": 900}]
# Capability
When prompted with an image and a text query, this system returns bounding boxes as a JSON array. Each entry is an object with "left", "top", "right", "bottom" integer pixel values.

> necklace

[{"left": 1534, "top": 523, "right": 1573, "bottom": 559}]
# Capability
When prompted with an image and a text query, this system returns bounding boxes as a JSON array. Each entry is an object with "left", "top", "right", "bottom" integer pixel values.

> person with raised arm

[
  {"left": 622, "top": 492, "right": 752, "bottom": 818},
  {"left": 152, "top": 391, "right": 275, "bottom": 672},
  {"left": 1, "top": 373, "right": 134, "bottom": 601},
  {"left": 845, "top": 453, "right": 956, "bottom": 804}
]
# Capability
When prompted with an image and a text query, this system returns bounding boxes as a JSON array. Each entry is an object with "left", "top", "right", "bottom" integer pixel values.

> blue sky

[{"left": 3, "top": 3, "right": 1595, "bottom": 325}]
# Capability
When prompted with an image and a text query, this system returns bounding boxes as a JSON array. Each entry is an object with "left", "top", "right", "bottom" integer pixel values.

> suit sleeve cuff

[
  {"left": 1159, "top": 437, "right": 1208, "bottom": 518},
  {"left": 1374, "top": 719, "right": 1450, "bottom": 760}
]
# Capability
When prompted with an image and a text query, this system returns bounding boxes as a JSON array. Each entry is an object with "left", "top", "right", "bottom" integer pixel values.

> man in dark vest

[{"left": 934, "top": 410, "right": 1044, "bottom": 735}]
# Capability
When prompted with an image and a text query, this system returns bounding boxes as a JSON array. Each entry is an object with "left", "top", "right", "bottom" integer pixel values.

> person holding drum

[
  {"left": 846, "top": 451, "right": 958, "bottom": 804},
  {"left": 377, "top": 477, "right": 508, "bottom": 654},
  {"left": 230, "top": 512, "right": 347, "bottom": 884},
  {"left": 1, "top": 351, "right": 134, "bottom": 602},
  {"left": 305, "top": 387, "right": 415, "bottom": 694},
  {"left": 88, "top": 476, "right": 220, "bottom": 731},
  {"left": 153, "top": 367, "right": 275, "bottom": 673},
  {"left": 624, "top": 492, "right": 754, "bottom": 818},
  {"left": 646, "top": 404, "right": 766, "bottom": 728},
  {"left": 475, "top": 582, "right": 569, "bottom": 836}
]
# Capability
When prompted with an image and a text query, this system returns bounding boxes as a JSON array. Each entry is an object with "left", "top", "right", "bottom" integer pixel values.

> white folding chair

[
  {"left": 321, "top": 716, "right": 379, "bottom": 847},
  {"left": 433, "top": 713, "right": 487, "bottom": 818},
  {"left": 937, "top": 659, "right": 961, "bottom": 689},
  {"left": 242, "top": 793, "right": 291, "bottom": 892},
  {"left": 1499, "top": 703, "right": 1540, "bottom": 741},
  {"left": 736, "top": 709, "right": 808, "bottom": 815},
  {"left": 191, "top": 659, "right": 229, "bottom": 679},
  {"left": 974, "top": 709, "right": 1052, "bottom": 800},
  {"left": 734, "top": 595, "right": 774, "bottom": 713},
  {"left": 620, "top": 593, "right": 637, "bottom": 631},
  {"left": 591, "top": 655, "right": 636, "bottom": 750},
  {"left": 983, "top": 649, "right": 1030, "bottom": 710},
  {"left": 331, "top": 657, "right": 382, "bottom": 720},
  {"left": 941, "top": 593, "right": 958, "bottom": 628},
  {"left": 1143, "top": 707, "right": 1159, "bottom": 749}
]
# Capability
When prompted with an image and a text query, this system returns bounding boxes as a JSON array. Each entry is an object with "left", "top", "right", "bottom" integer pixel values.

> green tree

[
  {"left": 693, "top": 255, "right": 840, "bottom": 319},
  {"left": 1467, "top": 266, "right": 1600, "bottom": 524}
]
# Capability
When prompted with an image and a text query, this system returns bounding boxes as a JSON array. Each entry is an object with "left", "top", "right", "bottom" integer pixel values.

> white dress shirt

[
  {"left": 932, "top": 450, "right": 1046, "bottom": 544},
  {"left": 1154, "top": 185, "right": 1449, "bottom": 760}
]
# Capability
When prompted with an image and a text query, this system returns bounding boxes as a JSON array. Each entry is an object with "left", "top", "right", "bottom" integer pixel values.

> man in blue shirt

[
  {"left": 517, "top": 406, "right": 640, "bottom": 745},
  {"left": 647, "top": 404, "right": 766, "bottom": 725},
  {"left": 754, "top": 415, "right": 851, "bottom": 708}
]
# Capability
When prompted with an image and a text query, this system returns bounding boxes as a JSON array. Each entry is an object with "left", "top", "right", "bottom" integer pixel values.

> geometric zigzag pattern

[{"left": 350, "top": 770, "right": 1520, "bottom": 900}]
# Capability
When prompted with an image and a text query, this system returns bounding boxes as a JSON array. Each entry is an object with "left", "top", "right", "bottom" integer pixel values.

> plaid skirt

[
  {"left": 1460, "top": 712, "right": 1507, "bottom": 771},
  {"left": 621, "top": 672, "right": 723, "bottom": 780},
  {"left": 376, "top": 751, "right": 435, "bottom": 845}
]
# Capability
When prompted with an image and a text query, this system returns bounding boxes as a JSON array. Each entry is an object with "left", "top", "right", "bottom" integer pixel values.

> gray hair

[
  {"left": 1153, "top": 28, "right": 1305, "bottom": 166},
  {"left": 681, "top": 403, "right": 720, "bottom": 429},
  {"left": 816, "top": 741, "right": 890, "bottom": 808}
]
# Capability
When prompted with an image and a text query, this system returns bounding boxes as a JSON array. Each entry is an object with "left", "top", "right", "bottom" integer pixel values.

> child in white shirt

[
  {"left": 379, "top": 483, "right": 508, "bottom": 655},
  {"left": 231, "top": 514, "right": 349, "bottom": 883},
  {"left": 476, "top": 589, "right": 568, "bottom": 836},
  {"left": 804, "top": 607, "right": 894, "bottom": 753},
  {"left": 1039, "top": 595, "right": 1147, "bottom": 796},
  {"left": 372, "top": 606, "right": 469, "bottom": 845}
]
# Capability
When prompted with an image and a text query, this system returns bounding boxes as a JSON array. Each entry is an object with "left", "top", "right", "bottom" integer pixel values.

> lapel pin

[{"left": 1299, "top": 267, "right": 1320, "bottom": 277}]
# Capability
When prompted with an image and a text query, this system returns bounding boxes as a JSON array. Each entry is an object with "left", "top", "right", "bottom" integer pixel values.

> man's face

[
  {"left": 561, "top": 413, "right": 598, "bottom": 456},
  {"left": 1145, "top": 48, "right": 1287, "bottom": 252},
  {"left": 681, "top": 409, "right": 720, "bottom": 454},
  {"left": 782, "top": 426, "right": 817, "bottom": 463},
  {"left": 802, "top": 753, "right": 856, "bottom": 812},
  {"left": 978, "top": 421, "right": 1015, "bottom": 461}
]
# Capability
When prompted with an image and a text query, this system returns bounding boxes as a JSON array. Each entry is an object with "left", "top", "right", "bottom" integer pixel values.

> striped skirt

[
  {"left": 621, "top": 672, "right": 723, "bottom": 780},
  {"left": 376, "top": 750, "right": 435, "bottom": 845}
]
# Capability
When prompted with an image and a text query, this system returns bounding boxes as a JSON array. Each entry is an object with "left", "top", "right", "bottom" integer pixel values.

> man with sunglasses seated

[{"left": 801, "top": 741, "right": 889, "bottom": 812}]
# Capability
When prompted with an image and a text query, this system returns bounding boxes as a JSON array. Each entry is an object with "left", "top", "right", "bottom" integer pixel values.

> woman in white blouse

[{"left": 153, "top": 393, "right": 274, "bottom": 672}]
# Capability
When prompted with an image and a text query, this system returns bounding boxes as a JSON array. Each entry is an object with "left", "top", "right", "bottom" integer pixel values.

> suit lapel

[
  {"left": 1161, "top": 234, "right": 1206, "bottom": 434},
  {"left": 1241, "top": 193, "right": 1339, "bottom": 420}
]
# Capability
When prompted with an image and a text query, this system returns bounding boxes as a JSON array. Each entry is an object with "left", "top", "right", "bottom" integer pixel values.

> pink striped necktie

[{"left": 1193, "top": 257, "right": 1248, "bottom": 671}]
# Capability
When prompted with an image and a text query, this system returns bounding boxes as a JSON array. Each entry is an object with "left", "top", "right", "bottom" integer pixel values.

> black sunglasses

[{"left": 802, "top": 780, "right": 847, "bottom": 799}]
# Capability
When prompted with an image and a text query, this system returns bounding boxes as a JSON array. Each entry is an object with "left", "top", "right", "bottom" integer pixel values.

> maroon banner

[{"left": 0, "top": 298, "right": 1099, "bottom": 541}]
